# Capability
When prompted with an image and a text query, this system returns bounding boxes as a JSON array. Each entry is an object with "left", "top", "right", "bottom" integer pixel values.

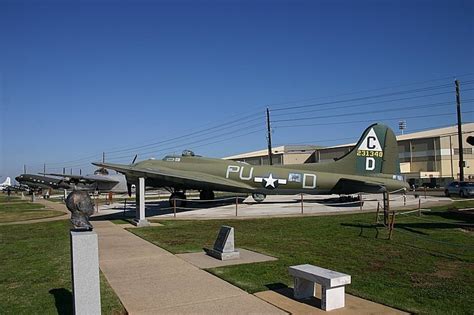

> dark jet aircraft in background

[
  {"left": 15, "top": 174, "right": 71, "bottom": 194},
  {"left": 94, "top": 123, "right": 410, "bottom": 206},
  {"left": 16, "top": 168, "right": 130, "bottom": 195},
  {"left": 43, "top": 168, "right": 130, "bottom": 194}
]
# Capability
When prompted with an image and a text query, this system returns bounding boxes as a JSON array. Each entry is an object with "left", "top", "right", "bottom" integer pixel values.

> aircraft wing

[
  {"left": 93, "top": 162, "right": 254, "bottom": 192},
  {"left": 43, "top": 173, "right": 119, "bottom": 184},
  {"left": 330, "top": 178, "right": 385, "bottom": 194}
]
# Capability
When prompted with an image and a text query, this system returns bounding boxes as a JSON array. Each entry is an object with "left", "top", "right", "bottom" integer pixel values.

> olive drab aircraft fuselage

[{"left": 94, "top": 124, "right": 410, "bottom": 205}]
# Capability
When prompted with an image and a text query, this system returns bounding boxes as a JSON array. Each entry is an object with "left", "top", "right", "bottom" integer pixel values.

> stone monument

[
  {"left": 204, "top": 225, "right": 240, "bottom": 260},
  {"left": 66, "top": 191, "right": 101, "bottom": 314}
]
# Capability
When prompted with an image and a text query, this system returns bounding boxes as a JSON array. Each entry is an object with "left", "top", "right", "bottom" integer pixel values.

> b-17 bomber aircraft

[{"left": 93, "top": 124, "right": 410, "bottom": 206}]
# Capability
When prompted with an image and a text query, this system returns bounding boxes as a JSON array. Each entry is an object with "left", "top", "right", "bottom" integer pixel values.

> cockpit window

[{"left": 182, "top": 150, "right": 195, "bottom": 157}]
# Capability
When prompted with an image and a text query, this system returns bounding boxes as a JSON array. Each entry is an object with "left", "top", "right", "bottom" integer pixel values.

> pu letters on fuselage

[{"left": 225, "top": 165, "right": 316, "bottom": 189}]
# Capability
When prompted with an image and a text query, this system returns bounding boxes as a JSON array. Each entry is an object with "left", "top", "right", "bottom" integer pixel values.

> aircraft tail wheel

[
  {"left": 252, "top": 193, "right": 266, "bottom": 203},
  {"left": 169, "top": 192, "right": 187, "bottom": 208}
]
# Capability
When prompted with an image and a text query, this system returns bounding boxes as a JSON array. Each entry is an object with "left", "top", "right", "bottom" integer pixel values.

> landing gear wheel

[
  {"left": 252, "top": 193, "right": 266, "bottom": 203},
  {"left": 169, "top": 192, "right": 187, "bottom": 208},
  {"left": 445, "top": 190, "right": 450, "bottom": 197},
  {"left": 199, "top": 190, "right": 215, "bottom": 201},
  {"left": 460, "top": 190, "right": 465, "bottom": 198}
]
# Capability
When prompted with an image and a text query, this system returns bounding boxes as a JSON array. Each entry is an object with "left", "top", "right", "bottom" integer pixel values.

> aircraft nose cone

[{"left": 15, "top": 176, "right": 21, "bottom": 182}]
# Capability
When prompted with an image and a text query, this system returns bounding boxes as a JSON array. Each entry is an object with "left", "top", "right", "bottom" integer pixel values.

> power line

[
  {"left": 23, "top": 76, "right": 474, "bottom": 169},
  {"left": 105, "top": 124, "right": 266, "bottom": 161},
  {"left": 273, "top": 98, "right": 474, "bottom": 123},
  {"left": 104, "top": 112, "right": 264, "bottom": 155},
  {"left": 267, "top": 73, "right": 474, "bottom": 108},
  {"left": 274, "top": 121, "right": 474, "bottom": 147},
  {"left": 273, "top": 110, "right": 474, "bottom": 129},
  {"left": 271, "top": 83, "right": 456, "bottom": 112},
  {"left": 271, "top": 90, "right": 468, "bottom": 118}
]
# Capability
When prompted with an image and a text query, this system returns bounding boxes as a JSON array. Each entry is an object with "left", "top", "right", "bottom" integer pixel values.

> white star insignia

[{"left": 263, "top": 174, "right": 278, "bottom": 188}]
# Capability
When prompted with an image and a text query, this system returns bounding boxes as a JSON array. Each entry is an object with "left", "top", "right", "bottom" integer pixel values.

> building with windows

[
  {"left": 224, "top": 145, "right": 322, "bottom": 166},
  {"left": 225, "top": 123, "right": 474, "bottom": 184}
]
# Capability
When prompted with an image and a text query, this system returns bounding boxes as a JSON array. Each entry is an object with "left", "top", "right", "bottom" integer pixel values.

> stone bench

[{"left": 288, "top": 264, "right": 351, "bottom": 311}]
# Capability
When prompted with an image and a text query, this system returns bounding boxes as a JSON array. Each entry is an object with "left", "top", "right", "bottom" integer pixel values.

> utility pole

[
  {"left": 455, "top": 79, "right": 464, "bottom": 181},
  {"left": 266, "top": 107, "right": 273, "bottom": 165},
  {"left": 102, "top": 152, "right": 105, "bottom": 163},
  {"left": 43, "top": 163, "right": 46, "bottom": 176},
  {"left": 23, "top": 165, "right": 26, "bottom": 174},
  {"left": 63, "top": 167, "right": 65, "bottom": 175}
]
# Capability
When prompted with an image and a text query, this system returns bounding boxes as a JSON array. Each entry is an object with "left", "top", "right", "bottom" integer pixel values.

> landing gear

[
  {"left": 199, "top": 190, "right": 215, "bottom": 201},
  {"left": 169, "top": 191, "right": 186, "bottom": 208},
  {"left": 252, "top": 193, "right": 266, "bottom": 203}
]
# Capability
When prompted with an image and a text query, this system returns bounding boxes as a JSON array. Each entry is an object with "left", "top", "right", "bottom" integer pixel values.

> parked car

[{"left": 444, "top": 181, "right": 474, "bottom": 197}]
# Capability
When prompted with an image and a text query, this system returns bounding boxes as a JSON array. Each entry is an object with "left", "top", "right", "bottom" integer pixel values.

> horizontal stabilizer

[{"left": 330, "top": 178, "right": 384, "bottom": 194}]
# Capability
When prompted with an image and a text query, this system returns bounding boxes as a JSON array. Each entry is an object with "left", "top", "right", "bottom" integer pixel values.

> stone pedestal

[
  {"left": 205, "top": 226, "right": 240, "bottom": 260},
  {"left": 31, "top": 192, "right": 36, "bottom": 202},
  {"left": 70, "top": 231, "right": 101, "bottom": 315},
  {"left": 293, "top": 277, "right": 314, "bottom": 299},
  {"left": 322, "top": 285, "right": 345, "bottom": 311},
  {"left": 132, "top": 177, "right": 149, "bottom": 227}
]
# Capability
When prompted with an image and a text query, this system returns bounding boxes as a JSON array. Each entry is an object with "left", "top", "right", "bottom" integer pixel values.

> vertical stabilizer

[
  {"left": 1, "top": 177, "right": 11, "bottom": 187},
  {"left": 331, "top": 123, "right": 401, "bottom": 175}
]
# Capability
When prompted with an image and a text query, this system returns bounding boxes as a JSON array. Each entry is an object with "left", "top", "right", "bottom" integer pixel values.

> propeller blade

[
  {"left": 132, "top": 154, "right": 138, "bottom": 164},
  {"left": 127, "top": 183, "right": 132, "bottom": 197}
]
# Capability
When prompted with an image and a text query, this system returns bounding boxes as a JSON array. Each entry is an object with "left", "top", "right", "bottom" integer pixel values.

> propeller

[{"left": 126, "top": 154, "right": 138, "bottom": 196}]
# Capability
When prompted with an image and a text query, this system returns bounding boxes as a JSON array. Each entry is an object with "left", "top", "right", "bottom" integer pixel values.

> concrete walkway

[{"left": 94, "top": 221, "right": 286, "bottom": 314}]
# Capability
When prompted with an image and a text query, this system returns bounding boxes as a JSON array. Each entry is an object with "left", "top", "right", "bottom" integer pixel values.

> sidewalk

[{"left": 94, "top": 221, "right": 286, "bottom": 314}]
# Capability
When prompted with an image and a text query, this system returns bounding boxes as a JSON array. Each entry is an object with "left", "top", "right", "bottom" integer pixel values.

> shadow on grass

[
  {"left": 49, "top": 288, "right": 72, "bottom": 315},
  {"left": 425, "top": 209, "right": 474, "bottom": 223},
  {"left": 265, "top": 282, "right": 322, "bottom": 308},
  {"left": 340, "top": 223, "right": 381, "bottom": 238},
  {"left": 341, "top": 222, "right": 472, "bottom": 261}
]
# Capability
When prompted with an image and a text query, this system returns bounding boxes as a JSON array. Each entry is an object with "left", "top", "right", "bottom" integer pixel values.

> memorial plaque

[
  {"left": 205, "top": 225, "right": 240, "bottom": 260},
  {"left": 213, "top": 226, "right": 232, "bottom": 252}
]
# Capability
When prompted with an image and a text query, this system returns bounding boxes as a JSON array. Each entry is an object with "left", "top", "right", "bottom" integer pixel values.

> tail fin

[
  {"left": 1, "top": 177, "right": 11, "bottom": 186},
  {"left": 332, "top": 123, "right": 401, "bottom": 175}
]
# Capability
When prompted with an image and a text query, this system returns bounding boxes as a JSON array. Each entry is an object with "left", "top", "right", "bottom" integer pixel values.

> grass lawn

[
  {"left": 0, "top": 198, "right": 65, "bottom": 223},
  {"left": 0, "top": 220, "right": 125, "bottom": 314},
  {"left": 131, "top": 201, "right": 474, "bottom": 315}
]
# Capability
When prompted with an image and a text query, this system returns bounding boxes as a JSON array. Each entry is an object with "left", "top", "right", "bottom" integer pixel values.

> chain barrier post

[
  {"left": 359, "top": 193, "right": 363, "bottom": 211},
  {"left": 300, "top": 193, "right": 304, "bottom": 214},
  {"left": 418, "top": 198, "right": 421, "bottom": 217},
  {"left": 173, "top": 200, "right": 177, "bottom": 218},
  {"left": 235, "top": 197, "right": 238, "bottom": 217},
  {"left": 424, "top": 186, "right": 427, "bottom": 199},
  {"left": 375, "top": 202, "right": 380, "bottom": 224},
  {"left": 388, "top": 211, "right": 396, "bottom": 240}
]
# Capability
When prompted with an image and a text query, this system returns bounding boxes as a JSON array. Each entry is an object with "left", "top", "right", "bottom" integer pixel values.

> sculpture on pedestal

[{"left": 66, "top": 191, "right": 94, "bottom": 231}]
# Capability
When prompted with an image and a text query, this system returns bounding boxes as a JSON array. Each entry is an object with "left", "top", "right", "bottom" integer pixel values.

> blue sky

[{"left": 1, "top": 0, "right": 473, "bottom": 178}]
